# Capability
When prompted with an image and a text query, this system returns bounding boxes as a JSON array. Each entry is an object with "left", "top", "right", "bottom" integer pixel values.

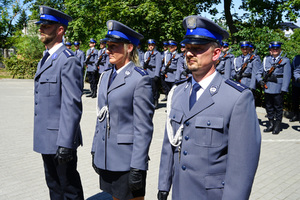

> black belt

[
  {"left": 276, "top": 75, "right": 283, "bottom": 78},
  {"left": 167, "top": 68, "right": 176, "bottom": 72}
]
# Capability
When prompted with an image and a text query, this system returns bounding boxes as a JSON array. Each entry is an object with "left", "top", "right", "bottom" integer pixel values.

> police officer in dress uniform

[
  {"left": 65, "top": 41, "right": 72, "bottom": 50},
  {"left": 216, "top": 41, "right": 234, "bottom": 79},
  {"left": 85, "top": 38, "right": 99, "bottom": 98},
  {"left": 34, "top": 6, "right": 84, "bottom": 200},
  {"left": 257, "top": 42, "right": 291, "bottom": 134},
  {"left": 91, "top": 20, "right": 154, "bottom": 200},
  {"left": 97, "top": 39, "right": 109, "bottom": 75},
  {"left": 290, "top": 55, "right": 300, "bottom": 122},
  {"left": 160, "top": 41, "right": 169, "bottom": 101},
  {"left": 74, "top": 41, "right": 85, "bottom": 69},
  {"left": 137, "top": 42, "right": 145, "bottom": 68},
  {"left": 161, "top": 40, "right": 180, "bottom": 100},
  {"left": 176, "top": 43, "right": 191, "bottom": 81},
  {"left": 233, "top": 41, "right": 258, "bottom": 91},
  {"left": 157, "top": 15, "right": 261, "bottom": 200},
  {"left": 144, "top": 39, "right": 162, "bottom": 108}
]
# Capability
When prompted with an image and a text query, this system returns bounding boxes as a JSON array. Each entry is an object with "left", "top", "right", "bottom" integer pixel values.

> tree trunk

[{"left": 224, "top": 0, "right": 238, "bottom": 43}]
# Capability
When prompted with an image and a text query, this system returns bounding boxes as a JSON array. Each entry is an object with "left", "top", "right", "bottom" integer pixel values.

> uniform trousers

[
  {"left": 42, "top": 151, "right": 84, "bottom": 200},
  {"left": 164, "top": 81, "right": 174, "bottom": 96},
  {"left": 87, "top": 71, "right": 98, "bottom": 93},
  {"left": 291, "top": 85, "right": 300, "bottom": 115},
  {"left": 151, "top": 78, "right": 160, "bottom": 101},
  {"left": 265, "top": 93, "right": 283, "bottom": 121}
]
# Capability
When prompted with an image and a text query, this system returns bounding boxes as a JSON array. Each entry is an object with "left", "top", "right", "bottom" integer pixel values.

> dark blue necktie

[
  {"left": 189, "top": 83, "right": 201, "bottom": 110},
  {"left": 40, "top": 52, "right": 50, "bottom": 67},
  {"left": 108, "top": 71, "right": 117, "bottom": 87}
]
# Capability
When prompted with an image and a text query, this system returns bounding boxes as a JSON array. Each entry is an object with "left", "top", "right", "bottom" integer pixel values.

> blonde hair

[{"left": 124, "top": 43, "right": 141, "bottom": 67}]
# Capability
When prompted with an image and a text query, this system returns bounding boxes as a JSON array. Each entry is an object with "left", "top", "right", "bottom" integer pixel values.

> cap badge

[
  {"left": 187, "top": 17, "right": 196, "bottom": 29},
  {"left": 107, "top": 21, "right": 113, "bottom": 31}
]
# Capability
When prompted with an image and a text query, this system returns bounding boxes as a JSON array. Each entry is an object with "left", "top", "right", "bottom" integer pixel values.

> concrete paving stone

[{"left": 1, "top": 79, "right": 300, "bottom": 199}]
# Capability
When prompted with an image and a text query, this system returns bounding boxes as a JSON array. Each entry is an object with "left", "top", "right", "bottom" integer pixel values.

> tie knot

[{"left": 193, "top": 83, "right": 201, "bottom": 91}]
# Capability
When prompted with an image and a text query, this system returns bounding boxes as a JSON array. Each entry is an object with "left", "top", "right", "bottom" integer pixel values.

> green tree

[{"left": 15, "top": 10, "right": 28, "bottom": 31}]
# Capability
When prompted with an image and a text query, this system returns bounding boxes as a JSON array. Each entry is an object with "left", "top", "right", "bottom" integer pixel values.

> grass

[{"left": 0, "top": 67, "right": 12, "bottom": 79}]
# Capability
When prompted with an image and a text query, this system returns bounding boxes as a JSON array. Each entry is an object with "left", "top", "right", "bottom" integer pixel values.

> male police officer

[
  {"left": 96, "top": 39, "right": 109, "bottom": 75},
  {"left": 157, "top": 15, "right": 261, "bottom": 200},
  {"left": 34, "top": 6, "right": 84, "bottom": 200},
  {"left": 257, "top": 42, "right": 291, "bottom": 134},
  {"left": 160, "top": 41, "right": 169, "bottom": 101},
  {"left": 161, "top": 40, "right": 180, "bottom": 99},
  {"left": 144, "top": 39, "right": 162, "bottom": 108},
  {"left": 216, "top": 41, "right": 234, "bottom": 79},
  {"left": 137, "top": 41, "right": 145, "bottom": 68},
  {"left": 233, "top": 41, "right": 258, "bottom": 91},
  {"left": 85, "top": 38, "right": 99, "bottom": 98},
  {"left": 74, "top": 41, "right": 85, "bottom": 68},
  {"left": 176, "top": 43, "right": 191, "bottom": 81},
  {"left": 290, "top": 55, "right": 300, "bottom": 122},
  {"left": 65, "top": 41, "right": 72, "bottom": 50}
]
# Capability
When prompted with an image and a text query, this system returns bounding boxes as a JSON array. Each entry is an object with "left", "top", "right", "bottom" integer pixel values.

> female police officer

[{"left": 91, "top": 20, "right": 154, "bottom": 200}]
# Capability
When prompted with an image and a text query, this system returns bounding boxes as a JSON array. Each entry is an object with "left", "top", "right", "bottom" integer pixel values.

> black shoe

[
  {"left": 272, "top": 120, "right": 281, "bottom": 135},
  {"left": 91, "top": 92, "right": 97, "bottom": 98},
  {"left": 154, "top": 100, "right": 158, "bottom": 109},
  {"left": 263, "top": 119, "right": 274, "bottom": 132},
  {"left": 86, "top": 92, "right": 93, "bottom": 97},
  {"left": 289, "top": 115, "right": 299, "bottom": 122}
]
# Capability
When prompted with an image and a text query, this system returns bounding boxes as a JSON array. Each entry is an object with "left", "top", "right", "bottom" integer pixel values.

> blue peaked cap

[
  {"left": 270, "top": 41, "right": 282, "bottom": 48},
  {"left": 65, "top": 42, "right": 72, "bottom": 46},
  {"left": 181, "top": 16, "right": 229, "bottom": 45},
  {"left": 35, "top": 6, "right": 72, "bottom": 26},
  {"left": 105, "top": 20, "right": 144, "bottom": 46},
  {"left": 148, "top": 39, "right": 156, "bottom": 44},
  {"left": 74, "top": 41, "right": 80, "bottom": 46},
  {"left": 240, "top": 41, "right": 250, "bottom": 48}
]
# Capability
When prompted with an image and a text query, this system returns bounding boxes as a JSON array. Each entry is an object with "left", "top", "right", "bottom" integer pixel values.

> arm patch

[
  {"left": 134, "top": 66, "right": 148, "bottom": 76},
  {"left": 225, "top": 79, "right": 248, "bottom": 92}
]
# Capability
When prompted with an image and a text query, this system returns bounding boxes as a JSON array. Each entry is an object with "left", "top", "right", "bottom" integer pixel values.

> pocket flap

[
  {"left": 205, "top": 174, "right": 225, "bottom": 189},
  {"left": 40, "top": 75, "right": 57, "bottom": 83},
  {"left": 47, "top": 118, "right": 59, "bottom": 130},
  {"left": 169, "top": 109, "right": 183, "bottom": 123},
  {"left": 195, "top": 116, "right": 223, "bottom": 129},
  {"left": 117, "top": 134, "right": 134, "bottom": 144}
]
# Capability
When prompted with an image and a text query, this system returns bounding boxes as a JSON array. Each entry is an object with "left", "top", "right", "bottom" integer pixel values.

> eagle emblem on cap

[
  {"left": 187, "top": 16, "right": 196, "bottom": 29},
  {"left": 107, "top": 21, "right": 113, "bottom": 31},
  {"left": 40, "top": 6, "right": 44, "bottom": 14}
]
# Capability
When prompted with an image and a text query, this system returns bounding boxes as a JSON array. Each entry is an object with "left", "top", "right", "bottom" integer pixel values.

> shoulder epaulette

[
  {"left": 63, "top": 49, "right": 74, "bottom": 58},
  {"left": 175, "top": 77, "right": 189, "bottom": 85},
  {"left": 134, "top": 66, "right": 148, "bottom": 76},
  {"left": 225, "top": 79, "right": 248, "bottom": 92}
]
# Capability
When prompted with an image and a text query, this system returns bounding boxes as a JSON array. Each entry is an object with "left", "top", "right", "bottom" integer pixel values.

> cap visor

[{"left": 35, "top": 20, "right": 58, "bottom": 25}]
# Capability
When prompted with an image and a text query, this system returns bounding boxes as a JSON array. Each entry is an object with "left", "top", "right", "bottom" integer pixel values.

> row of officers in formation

[
  {"left": 65, "top": 38, "right": 300, "bottom": 135},
  {"left": 35, "top": 5, "right": 299, "bottom": 200}
]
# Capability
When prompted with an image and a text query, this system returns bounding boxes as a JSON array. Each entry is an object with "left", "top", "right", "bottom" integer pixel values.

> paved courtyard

[{"left": 0, "top": 79, "right": 300, "bottom": 200}]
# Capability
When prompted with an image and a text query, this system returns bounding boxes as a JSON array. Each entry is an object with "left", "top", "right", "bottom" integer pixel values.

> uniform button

[
  {"left": 173, "top": 115, "right": 175, "bottom": 119},
  {"left": 35, "top": 113, "right": 37, "bottom": 116},
  {"left": 207, "top": 121, "right": 211, "bottom": 126},
  {"left": 102, "top": 136, "right": 105, "bottom": 141},
  {"left": 35, "top": 91, "right": 38, "bottom": 94},
  {"left": 35, "top": 102, "right": 37, "bottom": 105},
  {"left": 183, "top": 151, "right": 187, "bottom": 155},
  {"left": 185, "top": 135, "right": 189, "bottom": 140},
  {"left": 182, "top": 165, "right": 186, "bottom": 170},
  {"left": 185, "top": 121, "right": 189, "bottom": 126},
  {"left": 104, "top": 125, "right": 106, "bottom": 128},
  {"left": 222, "top": 181, "right": 225, "bottom": 185}
]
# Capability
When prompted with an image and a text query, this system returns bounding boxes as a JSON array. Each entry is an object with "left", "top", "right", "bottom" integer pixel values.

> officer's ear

[
  {"left": 212, "top": 45, "right": 221, "bottom": 62},
  {"left": 127, "top": 43, "right": 134, "bottom": 53}
]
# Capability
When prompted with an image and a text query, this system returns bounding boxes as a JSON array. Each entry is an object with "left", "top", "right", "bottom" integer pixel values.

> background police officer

[
  {"left": 157, "top": 15, "right": 261, "bottom": 200},
  {"left": 65, "top": 41, "right": 72, "bottom": 50},
  {"left": 74, "top": 41, "right": 85, "bottom": 69},
  {"left": 144, "top": 39, "right": 162, "bottom": 108},
  {"left": 290, "top": 55, "right": 300, "bottom": 122},
  {"left": 258, "top": 42, "right": 291, "bottom": 134},
  {"left": 85, "top": 38, "right": 99, "bottom": 98},
  {"left": 216, "top": 41, "right": 234, "bottom": 79},
  {"left": 34, "top": 6, "right": 84, "bottom": 200},
  {"left": 96, "top": 39, "right": 109, "bottom": 75}
]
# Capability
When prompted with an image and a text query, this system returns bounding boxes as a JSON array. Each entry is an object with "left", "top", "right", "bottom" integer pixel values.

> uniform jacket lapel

[
  {"left": 35, "top": 45, "right": 66, "bottom": 79},
  {"left": 185, "top": 73, "right": 223, "bottom": 120},
  {"left": 107, "top": 62, "right": 134, "bottom": 93}
]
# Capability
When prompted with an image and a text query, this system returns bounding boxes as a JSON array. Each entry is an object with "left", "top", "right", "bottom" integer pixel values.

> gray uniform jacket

[
  {"left": 34, "top": 45, "right": 83, "bottom": 154},
  {"left": 162, "top": 51, "right": 180, "bottom": 82},
  {"left": 233, "top": 54, "right": 258, "bottom": 89},
  {"left": 138, "top": 48, "right": 144, "bottom": 68},
  {"left": 144, "top": 50, "right": 162, "bottom": 78},
  {"left": 97, "top": 48, "right": 109, "bottom": 74},
  {"left": 175, "top": 53, "right": 191, "bottom": 81},
  {"left": 92, "top": 62, "right": 154, "bottom": 171},
  {"left": 158, "top": 73, "right": 261, "bottom": 200},
  {"left": 292, "top": 55, "right": 300, "bottom": 87},
  {"left": 85, "top": 48, "right": 98, "bottom": 72},
  {"left": 216, "top": 52, "right": 234, "bottom": 80},
  {"left": 257, "top": 55, "right": 291, "bottom": 94},
  {"left": 74, "top": 49, "right": 85, "bottom": 68}
]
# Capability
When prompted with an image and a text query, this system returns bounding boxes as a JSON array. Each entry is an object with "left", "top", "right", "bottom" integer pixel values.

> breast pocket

[
  {"left": 194, "top": 116, "right": 224, "bottom": 147},
  {"left": 39, "top": 75, "right": 57, "bottom": 96}
]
